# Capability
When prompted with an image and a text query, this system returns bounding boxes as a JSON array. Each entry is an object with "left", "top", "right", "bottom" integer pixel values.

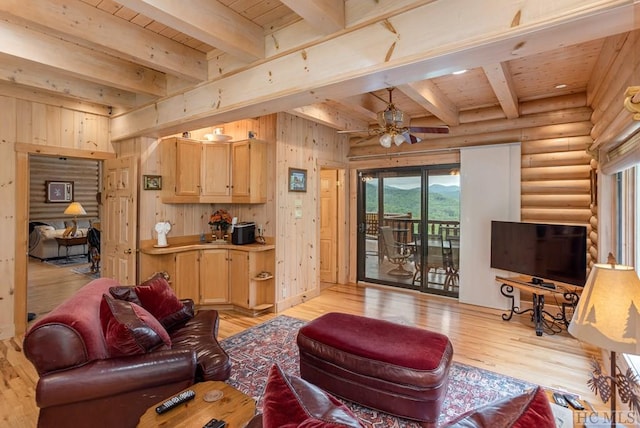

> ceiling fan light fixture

[
  {"left": 393, "top": 133, "right": 406, "bottom": 146},
  {"left": 379, "top": 133, "right": 393, "bottom": 148}
]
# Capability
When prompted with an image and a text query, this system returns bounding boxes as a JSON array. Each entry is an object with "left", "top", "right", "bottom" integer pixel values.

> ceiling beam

[
  {"left": 111, "top": 0, "right": 638, "bottom": 140},
  {"left": 483, "top": 62, "right": 519, "bottom": 119},
  {"left": 0, "top": 81, "right": 113, "bottom": 116},
  {"left": 0, "top": 0, "right": 206, "bottom": 81},
  {"left": 118, "top": 0, "right": 264, "bottom": 63},
  {"left": 398, "top": 81, "right": 459, "bottom": 126},
  {"left": 288, "top": 103, "right": 369, "bottom": 130},
  {"left": 0, "top": 20, "right": 166, "bottom": 97},
  {"left": 280, "top": 0, "right": 345, "bottom": 34},
  {"left": 0, "top": 54, "right": 138, "bottom": 108}
]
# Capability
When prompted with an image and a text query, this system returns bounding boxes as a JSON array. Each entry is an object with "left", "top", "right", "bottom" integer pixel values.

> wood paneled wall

[
  {"left": 29, "top": 155, "right": 100, "bottom": 221},
  {"left": 2, "top": 96, "right": 114, "bottom": 339}
]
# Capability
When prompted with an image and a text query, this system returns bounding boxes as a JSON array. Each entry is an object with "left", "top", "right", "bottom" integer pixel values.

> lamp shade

[
  {"left": 64, "top": 201, "right": 87, "bottom": 216},
  {"left": 568, "top": 262, "right": 640, "bottom": 354}
]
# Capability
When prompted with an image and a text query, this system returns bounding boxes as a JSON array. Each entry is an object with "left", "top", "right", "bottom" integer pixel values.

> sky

[{"left": 382, "top": 175, "right": 460, "bottom": 189}]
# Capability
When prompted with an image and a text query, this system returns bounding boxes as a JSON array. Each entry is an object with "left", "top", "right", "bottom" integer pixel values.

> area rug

[
  {"left": 220, "top": 315, "right": 535, "bottom": 427},
  {"left": 71, "top": 265, "right": 100, "bottom": 279},
  {"left": 43, "top": 255, "right": 89, "bottom": 267}
]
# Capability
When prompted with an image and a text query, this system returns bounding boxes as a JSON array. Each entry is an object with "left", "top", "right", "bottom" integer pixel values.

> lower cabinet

[
  {"left": 200, "top": 249, "right": 229, "bottom": 304},
  {"left": 141, "top": 245, "right": 275, "bottom": 314}
]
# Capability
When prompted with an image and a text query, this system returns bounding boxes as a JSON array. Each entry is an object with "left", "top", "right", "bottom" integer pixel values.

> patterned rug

[
  {"left": 220, "top": 315, "right": 535, "bottom": 427},
  {"left": 42, "top": 255, "right": 89, "bottom": 267}
]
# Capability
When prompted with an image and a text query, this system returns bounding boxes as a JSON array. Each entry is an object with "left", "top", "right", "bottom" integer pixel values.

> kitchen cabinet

[
  {"left": 200, "top": 249, "right": 229, "bottom": 304},
  {"left": 139, "top": 239, "right": 275, "bottom": 314},
  {"left": 160, "top": 137, "right": 267, "bottom": 204}
]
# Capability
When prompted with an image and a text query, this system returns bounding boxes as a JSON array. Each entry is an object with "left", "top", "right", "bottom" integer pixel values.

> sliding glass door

[{"left": 357, "top": 165, "right": 460, "bottom": 297}]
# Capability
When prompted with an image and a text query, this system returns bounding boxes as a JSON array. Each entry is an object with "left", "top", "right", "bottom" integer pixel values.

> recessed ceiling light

[
  {"left": 555, "top": 84, "right": 567, "bottom": 89},
  {"left": 452, "top": 69, "right": 467, "bottom": 75}
]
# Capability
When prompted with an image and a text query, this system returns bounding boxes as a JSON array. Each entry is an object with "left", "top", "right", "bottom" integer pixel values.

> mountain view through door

[{"left": 358, "top": 166, "right": 460, "bottom": 297}]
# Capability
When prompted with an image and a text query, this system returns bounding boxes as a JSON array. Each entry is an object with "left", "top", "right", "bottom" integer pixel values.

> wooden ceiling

[{"left": 0, "top": 0, "right": 637, "bottom": 141}]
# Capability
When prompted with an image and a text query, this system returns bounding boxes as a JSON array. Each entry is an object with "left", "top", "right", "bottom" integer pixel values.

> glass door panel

[
  {"left": 358, "top": 170, "right": 422, "bottom": 290},
  {"left": 357, "top": 166, "right": 460, "bottom": 297}
]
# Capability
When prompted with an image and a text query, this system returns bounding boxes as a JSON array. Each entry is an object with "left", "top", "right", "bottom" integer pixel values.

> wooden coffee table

[{"left": 137, "top": 381, "right": 256, "bottom": 428}]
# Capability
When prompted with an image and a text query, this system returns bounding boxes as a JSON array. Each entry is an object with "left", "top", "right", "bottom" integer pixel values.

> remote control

[
  {"left": 563, "top": 394, "right": 585, "bottom": 410},
  {"left": 155, "top": 389, "right": 196, "bottom": 414},
  {"left": 203, "top": 418, "right": 227, "bottom": 428},
  {"left": 552, "top": 392, "right": 568, "bottom": 407}
]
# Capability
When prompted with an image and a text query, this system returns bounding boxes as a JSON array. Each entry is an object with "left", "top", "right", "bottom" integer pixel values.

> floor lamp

[
  {"left": 568, "top": 254, "right": 640, "bottom": 427},
  {"left": 63, "top": 201, "right": 86, "bottom": 237}
]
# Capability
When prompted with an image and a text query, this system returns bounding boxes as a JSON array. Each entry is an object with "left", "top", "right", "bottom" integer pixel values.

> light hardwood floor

[{"left": 1, "top": 262, "right": 606, "bottom": 427}]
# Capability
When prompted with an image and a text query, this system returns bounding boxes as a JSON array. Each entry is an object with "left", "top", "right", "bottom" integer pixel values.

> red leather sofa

[{"left": 23, "top": 276, "right": 230, "bottom": 428}]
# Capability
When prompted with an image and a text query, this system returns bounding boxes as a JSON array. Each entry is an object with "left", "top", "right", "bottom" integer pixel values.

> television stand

[{"left": 495, "top": 275, "right": 581, "bottom": 336}]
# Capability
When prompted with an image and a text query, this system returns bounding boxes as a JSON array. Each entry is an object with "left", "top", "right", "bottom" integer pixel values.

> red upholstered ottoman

[{"left": 296, "top": 312, "right": 453, "bottom": 428}]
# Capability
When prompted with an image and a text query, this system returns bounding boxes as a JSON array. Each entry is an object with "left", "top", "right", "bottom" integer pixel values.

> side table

[
  {"left": 55, "top": 236, "right": 88, "bottom": 258},
  {"left": 137, "top": 381, "right": 256, "bottom": 428}
]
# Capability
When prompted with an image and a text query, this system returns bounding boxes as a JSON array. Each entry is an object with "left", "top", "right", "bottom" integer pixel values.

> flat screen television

[{"left": 490, "top": 221, "right": 587, "bottom": 286}]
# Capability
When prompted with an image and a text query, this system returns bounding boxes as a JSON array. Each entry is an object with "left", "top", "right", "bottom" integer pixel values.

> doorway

[{"left": 356, "top": 165, "right": 460, "bottom": 297}]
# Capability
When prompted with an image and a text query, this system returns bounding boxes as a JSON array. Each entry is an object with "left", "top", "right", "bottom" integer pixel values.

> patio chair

[{"left": 379, "top": 226, "right": 413, "bottom": 277}]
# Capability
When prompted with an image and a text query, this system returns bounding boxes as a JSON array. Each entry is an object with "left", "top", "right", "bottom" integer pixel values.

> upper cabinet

[{"left": 161, "top": 137, "right": 267, "bottom": 204}]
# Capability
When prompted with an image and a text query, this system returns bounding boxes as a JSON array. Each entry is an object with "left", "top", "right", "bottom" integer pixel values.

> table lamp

[
  {"left": 63, "top": 201, "right": 86, "bottom": 237},
  {"left": 568, "top": 253, "right": 640, "bottom": 427}
]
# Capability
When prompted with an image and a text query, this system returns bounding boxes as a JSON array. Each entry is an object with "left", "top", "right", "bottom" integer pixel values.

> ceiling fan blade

[
  {"left": 407, "top": 134, "right": 422, "bottom": 144},
  {"left": 408, "top": 126, "right": 450, "bottom": 134}
]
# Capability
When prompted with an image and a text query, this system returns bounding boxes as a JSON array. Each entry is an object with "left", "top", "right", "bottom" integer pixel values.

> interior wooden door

[
  {"left": 102, "top": 156, "right": 137, "bottom": 283},
  {"left": 320, "top": 169, "right": 338, "bottom": 283}
]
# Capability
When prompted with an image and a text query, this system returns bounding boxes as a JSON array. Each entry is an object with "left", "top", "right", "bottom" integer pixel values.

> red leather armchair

[{"left": 23, "top": 277, "right": 229, "bottom": 428}]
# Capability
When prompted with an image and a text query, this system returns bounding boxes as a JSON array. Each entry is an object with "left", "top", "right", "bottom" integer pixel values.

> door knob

[{"left": 124, "top": 249, "right": 132, "bottom": 254}]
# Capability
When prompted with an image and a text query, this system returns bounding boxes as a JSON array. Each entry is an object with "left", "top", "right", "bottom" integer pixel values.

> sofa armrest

[{"left": 36, "top": 349, "right": 196, "bottom": 408}]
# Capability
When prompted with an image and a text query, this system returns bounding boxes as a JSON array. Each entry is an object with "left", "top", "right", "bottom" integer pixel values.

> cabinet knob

[{"left": 124, "top": 248, "right": 132, "bottom": 254}]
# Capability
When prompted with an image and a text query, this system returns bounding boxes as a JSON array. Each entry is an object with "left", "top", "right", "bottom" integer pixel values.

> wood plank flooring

[{"left": 1, "top": 261, "right": 606, "bottom": 427}]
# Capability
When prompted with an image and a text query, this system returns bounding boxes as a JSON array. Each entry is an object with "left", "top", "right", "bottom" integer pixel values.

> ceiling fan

[{"left": 338, "top": 87, "right": 449, "bottom": 147}]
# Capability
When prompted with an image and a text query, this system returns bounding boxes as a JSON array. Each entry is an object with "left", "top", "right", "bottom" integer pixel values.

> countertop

[{"left": 140, "top": 235, "right": 274, "bottom": 255}]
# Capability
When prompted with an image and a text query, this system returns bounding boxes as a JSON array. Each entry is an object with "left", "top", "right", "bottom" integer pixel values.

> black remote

[
  {"left": 155, "top": 389, "right": 196, "bottom": 414},
  {"left": 564, "top": 394, "right": 585, "bottom": 410},
  {"left": 552, "top": 392, "right": 568, "bottom": 407},
  {"left": 203, "top": 418, "right": 227, "bottom": 428}
]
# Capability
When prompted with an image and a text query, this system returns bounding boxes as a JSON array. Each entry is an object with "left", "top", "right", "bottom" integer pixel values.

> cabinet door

[
  {"left": 174, "top": 251, "right": 200, "bottom": 301},
  {"left": 175, "top": 140, "right": 202, "bottom": 196},
  {"left": 201, "top": 143, "right": 231, "bottom": 197},
  {"left": 200, "top": 249, "right": 229, "bottom": 304},
  {"left": 229, "top": 250, "right": 250, "bottom": 308},
  {"left": 231, "top": 140, "right": 250, "bottom": 197}
]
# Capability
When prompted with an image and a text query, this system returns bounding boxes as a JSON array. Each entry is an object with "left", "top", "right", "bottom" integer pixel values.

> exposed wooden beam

[
  {"left": 111, "top": 0, "right": 638, "bottom": 140},
  {"left": 288, "top": 103, "right": 369, "bottom": 131},
  {"left": 0, "top": 54, "right": 138, "bottom": 109},
  {"left": 328, "top": 96, "right": 379, "bottom": 124},
  {"left": 281, "top": 0, "right": 345, "bottom": 34},
  {"left": 0, "top": 0, "right": 206, "bottom": 81},
  {"left": 118, "top": 0, "right": 264, "bottom": 63},
  {"left": 0, "top": 81, "right": 113, "bottom": 116},
  {"left": 398, "top": 81, "right": 459, "bottom": 126},
  {"left": 0, "top": 20, "right": 166, "bottom": 97},
  {"left": 483, "top": 62, "right": 519, "bottom": 119}
]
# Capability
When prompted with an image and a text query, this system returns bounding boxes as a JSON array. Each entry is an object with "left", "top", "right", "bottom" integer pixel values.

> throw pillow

[
  {"left": 262, "top": 364, "right": 363, "bottom": 428},
  {"left": 445, "top": 386, "right": 555, "bottom": 427},
  {"left": 109, "top": 272, "right": 193, "bottom": 330},
  {"left": 100, "top": 293, "right": 171, "bottom": 357}
]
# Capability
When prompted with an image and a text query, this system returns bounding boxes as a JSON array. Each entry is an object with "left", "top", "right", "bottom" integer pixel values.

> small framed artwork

[
  {"left": 288, "top": 168, "right": 307, "bottom": 192},
  {"left": 143, "top": 175, "right": 162, "bottom": 190},
  {"left": 45, "top": 181, "right": 73, "bottom": 203}
]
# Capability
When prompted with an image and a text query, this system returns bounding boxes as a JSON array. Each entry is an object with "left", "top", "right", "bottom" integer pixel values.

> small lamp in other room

[
  {"left": 568, "top": 253, "right": 640, "bottom": 427},
  {"left": 63, "top": 201, "right": 86, "bottom": 237}
]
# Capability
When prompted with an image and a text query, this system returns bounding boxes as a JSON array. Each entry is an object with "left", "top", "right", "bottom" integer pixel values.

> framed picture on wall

[
  {"left": 288, "top": 168, "right": 307, "bottom": 192},
  {"left": 45, "top": 181, "right": 73, "bottom": 203},
  {"left": 143, "top": 175, "right": 162, "bottom": 190}
]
